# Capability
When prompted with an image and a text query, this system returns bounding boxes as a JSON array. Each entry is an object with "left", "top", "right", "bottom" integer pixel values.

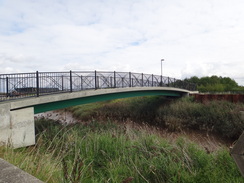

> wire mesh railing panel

[
  {"left": 113, "top": 72, "right": 129, "bottom": 88},
  {"left": 152, "top": 75, "right": 161, "bottom": 87},
  {"left": 73, "top": 71, "right": 95, "bottom": 90},
  {"left": 0, "top": 70, "right": 197, "bottom": 102},
  {"left": 96, "top": 71, "right": 115, "bottom": 89},
  {"left": 131, "top": 73, "right": 143, "bottom": 87},
  {"left": 38, "top": 72, "right": 71, "bottom": 95},
  {"left": 0, "top": 73, "right": 37, "bottom": 100},
  {"left": 142, "top": 74, "right": 152, "bottom": 87}
]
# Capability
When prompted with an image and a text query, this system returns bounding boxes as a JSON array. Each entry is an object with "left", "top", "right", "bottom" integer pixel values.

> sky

[{"left": 1, "top": 0, "right": 244, "bottom": 85}]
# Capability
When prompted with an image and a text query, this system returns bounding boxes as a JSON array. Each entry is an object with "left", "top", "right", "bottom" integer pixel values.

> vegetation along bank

[{"left": 0, "top": 96, "right": 244, "bottom": 182}]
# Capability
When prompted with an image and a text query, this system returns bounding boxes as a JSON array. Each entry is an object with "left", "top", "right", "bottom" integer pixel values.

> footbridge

[{"left": 0, "top": 70, "right": 197, "bottom": 148}]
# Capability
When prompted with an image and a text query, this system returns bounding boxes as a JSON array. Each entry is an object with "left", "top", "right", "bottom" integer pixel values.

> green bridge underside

[{"left": 34, "top": 90, "right": 181, "bottom": 114}]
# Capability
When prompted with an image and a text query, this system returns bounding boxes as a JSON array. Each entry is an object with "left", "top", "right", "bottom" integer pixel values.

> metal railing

[{"left": 0, "top": 71, "right": 196, "bottom": 101}]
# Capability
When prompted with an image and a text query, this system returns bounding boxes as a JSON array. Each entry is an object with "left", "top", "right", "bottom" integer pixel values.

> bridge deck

[{"left": 4, "top": 87, "right": 192, "bottom": 114}]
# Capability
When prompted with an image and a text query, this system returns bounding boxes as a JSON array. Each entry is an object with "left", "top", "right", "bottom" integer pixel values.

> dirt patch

[{"left": 35, "top": 109, "right": 82, "bottom": 125}]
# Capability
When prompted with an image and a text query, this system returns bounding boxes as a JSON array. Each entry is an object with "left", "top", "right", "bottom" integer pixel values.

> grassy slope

[{"left": 1, "top": 119, "right": 243, "bottom": 182}]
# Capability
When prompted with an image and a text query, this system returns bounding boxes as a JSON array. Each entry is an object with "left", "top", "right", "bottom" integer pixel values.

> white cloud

[{"left": 0, "top": 0, "right": 244, "bottom": 85}]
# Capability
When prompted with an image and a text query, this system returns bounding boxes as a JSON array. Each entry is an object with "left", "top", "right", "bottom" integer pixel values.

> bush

[
  {"left": 157, "top": 98, "right": 244, "bottom": 139},
  {"left": 68, "top": 96, "right": 171, "bottom": 125}
]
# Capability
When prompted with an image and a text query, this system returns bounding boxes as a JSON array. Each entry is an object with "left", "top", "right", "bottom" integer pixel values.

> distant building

[{"left": 15, "top": 87, "right": 59, "bottom": 93}]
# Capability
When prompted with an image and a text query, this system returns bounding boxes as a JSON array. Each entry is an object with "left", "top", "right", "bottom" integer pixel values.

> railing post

[
  {"left": 36, "top": 71, "right": 39, "bottom": 97},
  {"left": 152, "top": 74, "right": 153, "bottom": 87},
  {"left": 114, "top": 71, "right": 116, "bottom": 88},
  {"left": 81, "top": 75, "right": 83, "bottom": 90},
  {"left": 168, "top": 77, "right": 170, "bottom": 87},
  {"left": 129, "top": 72, "right": 131, "bottom": 87},
  {"left": 160, "top": 75, "right": 163, "bottom": 87},
  {"left": 6, "top": 77, "right": 9, "bottom": 97},
  {"left": 141, "top": 73, "right": 143, "bottom": 87},
  {"left": 95, "top": 70, "right": 97, "bottom": 90},
  {"left": 122, "top": 78, "right": 124, "bottom": 88},
  {"left": 61, "top": 75, "right": 64, "bottom": 91},
  {"left": 70, "top": 70, "right": 73, "bottom": 92},
  {"left": 110, "top": 77, "right": 112, "bottom": 88}
]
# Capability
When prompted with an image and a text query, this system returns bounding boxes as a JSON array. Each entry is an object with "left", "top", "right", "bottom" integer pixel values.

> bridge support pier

[{"left": 0, "top": 105, "right": 35, "bottom": 148}]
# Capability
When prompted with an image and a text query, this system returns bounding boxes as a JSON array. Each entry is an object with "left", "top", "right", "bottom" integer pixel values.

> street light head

[{"left": 161, "top": 59, "right": 164, "bottom": 61}]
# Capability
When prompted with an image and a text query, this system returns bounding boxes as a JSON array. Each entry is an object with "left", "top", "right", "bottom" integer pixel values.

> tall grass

[
  {"left": 0, "top": 119, "right": 243, "bottom": 182},
  {"left": 69, "top": 96, "right": 244, "bottom": 139},
  {"left": 68, "top": 96, "right": 171, "bottom": 125},
  {"left": 157, "top": 97, "right": 244, "bottom": 139},
  {"left": 1, "top": 96, "right": 243, "bottom": 182}
]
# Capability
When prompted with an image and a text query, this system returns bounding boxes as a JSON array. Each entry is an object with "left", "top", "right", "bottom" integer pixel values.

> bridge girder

[{"left": 33, "top": 89, "right": 183, "bottom": 114}]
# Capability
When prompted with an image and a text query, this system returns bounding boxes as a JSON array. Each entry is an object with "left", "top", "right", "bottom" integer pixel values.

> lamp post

[{"left": 161, "top": 59, "right": 164, "bottom": 76}]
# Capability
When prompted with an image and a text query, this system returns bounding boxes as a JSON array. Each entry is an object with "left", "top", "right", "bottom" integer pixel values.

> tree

[{"left": 184, "top": 75, "right": 240, "bottom": 93}]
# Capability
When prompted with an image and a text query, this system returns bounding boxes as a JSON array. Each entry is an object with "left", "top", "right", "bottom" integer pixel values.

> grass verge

[{"left": 0, "top": 118, "right": 243, "bottom": 182}]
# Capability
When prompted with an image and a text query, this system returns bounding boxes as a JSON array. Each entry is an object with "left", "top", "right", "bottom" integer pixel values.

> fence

[
  {"left": 190, "top": 93, "right": 244, "bottom": 103},
  {"left": 0, "top": 71, "right": 196, "bottom": 101}
]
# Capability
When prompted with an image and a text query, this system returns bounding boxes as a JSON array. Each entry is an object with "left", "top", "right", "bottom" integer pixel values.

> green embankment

[
  {"left": 0, "top": 96, "right": 244, "bottom": 182},
  {"left": 69, "top": 96, "right": 244, "bottom": 139}
]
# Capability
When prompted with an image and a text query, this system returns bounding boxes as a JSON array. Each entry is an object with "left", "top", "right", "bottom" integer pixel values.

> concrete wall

[
  {"left": 0, "top": 106, "right": 35, "bottom": 148},
  {"left": 10, "top": 107, "right": 35, "bottom": 148},
  {"left": 0, "top": 103, "right": 11, "bottom": 146}
]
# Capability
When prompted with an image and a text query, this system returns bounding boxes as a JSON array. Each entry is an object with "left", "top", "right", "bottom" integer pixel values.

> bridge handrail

[{"left": 0, "top": 71, "right": 197, "bottom": 101}]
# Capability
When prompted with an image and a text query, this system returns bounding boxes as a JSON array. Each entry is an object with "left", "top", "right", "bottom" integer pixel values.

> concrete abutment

[
  {"left": 0, "top": 103, "right": 11, "bottom": 147},
  {"left": 0, "top": 106, "right": 35, "bottom": 148}
]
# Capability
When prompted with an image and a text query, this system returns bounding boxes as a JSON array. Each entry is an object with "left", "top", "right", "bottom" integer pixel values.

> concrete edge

[{"left": 0, "top": 158, "right": 43, "bottom": 183}]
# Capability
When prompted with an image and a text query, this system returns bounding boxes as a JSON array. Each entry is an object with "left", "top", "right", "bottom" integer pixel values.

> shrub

[{"left": 157, "top": 98, "right": 244, "bottom": 139}]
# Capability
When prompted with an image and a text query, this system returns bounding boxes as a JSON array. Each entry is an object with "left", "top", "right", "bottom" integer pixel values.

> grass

[
  {"left": 68, "top": 96, "right": 171, "bottom": 125},
  {"left": 68, "top": 96, "right": 244, "bottom": 139},
  {"left": 0, "top": 118, "right": 243, "bottom": 182},
  {"left": 0, "top": 96, "right": 244, "bottom": 182},
  {"left": 157, "top": 97, "right": 244, "bottom": 139}
]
